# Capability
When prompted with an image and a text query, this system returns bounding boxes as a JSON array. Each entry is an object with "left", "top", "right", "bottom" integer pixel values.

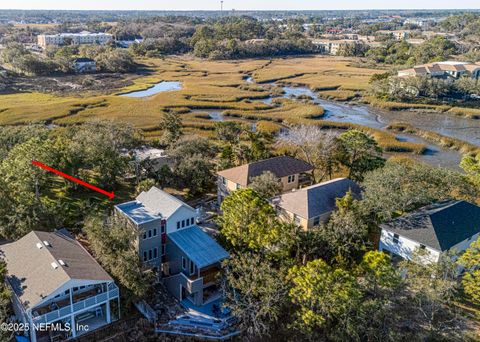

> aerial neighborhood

[{"left": 1, "top": 6, "right": 480, "bottom": 342}]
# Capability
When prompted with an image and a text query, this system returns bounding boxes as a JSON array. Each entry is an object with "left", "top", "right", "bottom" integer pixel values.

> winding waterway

[
  {"left": 246, "top": 79, "right": 479, "bottom": 170},
  {"left": 279, "top": 85, "right": 480, "bottom": 146}
]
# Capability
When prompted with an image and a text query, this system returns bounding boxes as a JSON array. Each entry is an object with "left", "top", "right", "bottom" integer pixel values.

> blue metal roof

[
  {"left": 115, "top": 201, "right": 160, "bottom": 225},
  {"left": 168, "top": 226, "right": 229, "bottom": 268}
]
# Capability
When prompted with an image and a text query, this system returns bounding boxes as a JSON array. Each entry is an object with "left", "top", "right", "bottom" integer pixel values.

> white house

[
  {"left": 0, "top": 230, "right": 120, "bottom": 342},
  {"left": 73, "top": 58, "right": 97, "bottom": 74},
  {"left": 379, "top": 200, "right": 480, "bottom": 263}
]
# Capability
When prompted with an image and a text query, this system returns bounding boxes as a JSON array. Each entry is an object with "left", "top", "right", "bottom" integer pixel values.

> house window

[
  {"left": 143, "top": 232, "right": 147, "bottom": 240},
  {"left": 161, "top": 222, "right": 166, "bottom": 233},
  {"left": 177, "top": 221, "right": 180, "bottom": 230},
  {"left": 190, "top": 217, "right": 195, "bottom": 225},
  {"left": 153, "top": 248, "right": 158, "bottom": 259},
  {"left": 287, "top": 175, "right": 296, "bottom": 183},
  {"left": 393, "top": 234, "right": 400, "bottom": 244},
  {"left": 182, "top": 257, "right": 186, "bottom": 270},
  {"left": 313, "top": 216, "right": 320, "bottom": 226},
  {"left": 143, "top": 251, "right": 147, "bottom": 262},
  {"left": 190, "top": 260, "right": 195, "bottom": 275},
  {"left": 236, "top": 183, "right": 241, "bottom": 190},
  {"left": 148, "top": 230, "right": 152, "bottom": 238},
  {"left": 419, "top": 244, "right": 426, "bottom": 250},
  {"left": 148, "top": 250, "right": 153, "bottom": 260},
  {"left": 153, "top": 228, "right": 157, "bottom": 236}
]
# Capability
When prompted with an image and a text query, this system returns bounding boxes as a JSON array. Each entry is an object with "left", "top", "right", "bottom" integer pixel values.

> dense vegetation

[
  {"left": 219, "top": 159, "right": 480, "bottom": 341},
  {"left": 0, "top": 42, "right": 136, "bottom": 75}
]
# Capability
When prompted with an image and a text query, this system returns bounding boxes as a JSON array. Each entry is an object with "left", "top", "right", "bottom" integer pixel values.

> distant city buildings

[
  {"left": 310, "top": 38, "right": 365, "bottom": 55},
  {"left": 377, "top": 30, "right": 410, "bottom": 40},
  {"left": 37, "top": 31, "right": 113, "bottom": 48}
]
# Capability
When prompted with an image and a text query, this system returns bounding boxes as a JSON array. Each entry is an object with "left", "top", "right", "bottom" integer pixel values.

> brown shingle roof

[
  {"left": 217, "top": 156, "right": 313, "bottom": 186},
  {"left": 0, "top": 231, "right": 113, "bottom": 310}
]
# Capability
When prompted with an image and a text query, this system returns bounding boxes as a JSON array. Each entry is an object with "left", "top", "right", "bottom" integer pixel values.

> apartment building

[
  {"left": 37, "top": 31, "right": 113, "bottom": 48},
  {"left": 398, "top": 61, "right": 480, "bottom": 79},
  {"left": 0, "top": 230, "right": 120, "bottom": 342},
  {"left": 310, "top": 38, "right": 364, "bottom": 55},
  {"left": 377, "top": 30, "right": 410, "bottom": 40}
]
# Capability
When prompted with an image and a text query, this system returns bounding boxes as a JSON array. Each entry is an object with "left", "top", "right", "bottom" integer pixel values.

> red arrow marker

[{"left": 32, "top": 160, "right": 114, "bottom": 199}]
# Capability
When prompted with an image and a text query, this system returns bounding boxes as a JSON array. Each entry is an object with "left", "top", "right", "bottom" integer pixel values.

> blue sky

[{"left": 1, "top": 0, "right": 480, "bottom": 10}]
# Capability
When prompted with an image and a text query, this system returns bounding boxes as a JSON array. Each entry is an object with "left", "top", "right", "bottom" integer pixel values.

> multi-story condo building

[
  {"left": 115, "top": 187, "right": 229, "bottom": 307},
  {"left": 37, "top": 31, "right": 113, "bottom": 48},
  {"left": 0, "top": 230, "right": 120, "bottom": 342},
  {"left": 398, "top": 61, "right": 480, "bottom": 79},
  {"left": 217, "top": 156, "right": 313, "bottom": 204},
  {"left": 310, "top": 38, "right": 364, "bottom": 55},
  {"left": 272, "top": 178, "right": 361, "bottom": 230}
]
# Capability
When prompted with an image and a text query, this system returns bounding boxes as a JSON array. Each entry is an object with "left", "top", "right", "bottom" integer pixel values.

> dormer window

[{"left": 287, "top": 175, "right": 296, "bottom": 183}]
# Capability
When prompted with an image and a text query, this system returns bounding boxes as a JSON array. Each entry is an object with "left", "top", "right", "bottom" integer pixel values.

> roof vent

[
  {"left": 51, "top": 262, "right": 59, "bottom": 269},
  {"left": 58, "top": 260, "right": 66, "bottom": 266},
  {"left": 43, "top": 241, "right": 51, "bottom": 247},
  {"left": 36, "top": 242, "right": 43, "bottom": 249}
]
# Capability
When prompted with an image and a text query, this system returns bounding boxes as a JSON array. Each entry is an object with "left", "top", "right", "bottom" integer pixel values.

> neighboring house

[
  {"left": 379, "top": 200, "right": 480, "bottom": 263},
  {"left": 217, "top": 156, "right": 313, "bottom": 204},
  {"left": 117, "top": 38, "right": 144, "bottom": 48},
  {"left": 0, "top": 230, "right": 120, "bottom": 342},
  {"left": 271, "top": 178, "right": 361, "bottom": 230},
  {"left": 37, "top": 31, "right": 113, "bottom": 48},
  {"left": 134, "top": 147, "right": 171, "bottom": 173},
  {"left": 398, "top": 61, "right": 480, "bottom": 79},
  {"left": 73, "top": 58, "right": 96, "bottom": 74},
  {"left": 115, "top": 187, "right": 229, "bottom": 307}
]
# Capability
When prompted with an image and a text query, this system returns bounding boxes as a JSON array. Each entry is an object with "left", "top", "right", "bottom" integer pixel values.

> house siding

[{"left": 379, "top": 229, "right": 440, "bottom": 262}]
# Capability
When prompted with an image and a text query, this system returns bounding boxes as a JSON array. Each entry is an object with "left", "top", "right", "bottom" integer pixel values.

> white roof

[{"left": 136, "top": 186, "right": 194, "bottom": 218}]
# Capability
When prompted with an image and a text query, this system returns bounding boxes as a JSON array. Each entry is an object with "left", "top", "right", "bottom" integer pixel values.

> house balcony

[
  {"left": 200, "top": 266, "right": 220, "bottom": 287},
  {"left": 32, "top": 284, "right": 119, "bottom": 324},
  {"left": 181, "top": 273, "right": 204, "bottom": 294}
]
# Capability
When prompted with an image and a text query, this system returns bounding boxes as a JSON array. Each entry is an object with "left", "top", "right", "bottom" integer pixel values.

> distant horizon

[
  {"left": 2, "top": 8, "right": 480, "bottom": 11},
  {"left": 1, "top": 0, "right": 480, "bottom": 11}
]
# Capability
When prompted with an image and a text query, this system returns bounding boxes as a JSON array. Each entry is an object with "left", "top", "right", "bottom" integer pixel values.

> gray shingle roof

[
  {"left": 217, "top": 156, "right": 313, "bottom": 186},
  {"left": 0, "top": 231, "right": 113, "bottom": 310},
  {"left": 168, "top": 226, "right": 229, "bottom": 268},
  {"left": 380, "top": 200, "right": 480, "bottom": 251},
  {"left": 273, "top": 178, "right": 361, "bottom": 219}
]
